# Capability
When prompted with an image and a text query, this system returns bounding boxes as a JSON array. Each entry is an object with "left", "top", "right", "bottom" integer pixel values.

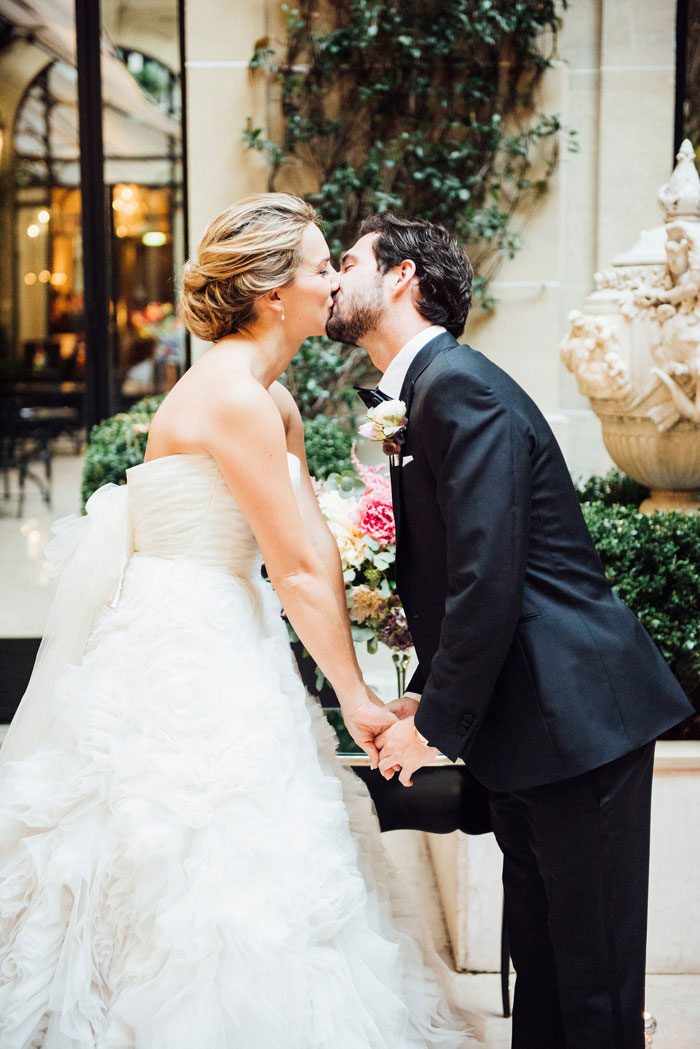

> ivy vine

[{"left": 245, "top": 0, "right": 574, "bottom": 416}]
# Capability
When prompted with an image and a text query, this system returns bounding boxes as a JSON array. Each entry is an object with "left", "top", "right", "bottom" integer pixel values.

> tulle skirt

[{"left": 0, "top": 553, "right": 476, "bottom": 1048}]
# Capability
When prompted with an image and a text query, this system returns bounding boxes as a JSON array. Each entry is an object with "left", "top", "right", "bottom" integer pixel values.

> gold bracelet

[{"left": 414, "top": 725, "right": 431, "bottom": 747}]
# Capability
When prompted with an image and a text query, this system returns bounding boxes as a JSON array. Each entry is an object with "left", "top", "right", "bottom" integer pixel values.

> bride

[{"left": 0, "top": 193, "right": 478, "bottom": 1048}]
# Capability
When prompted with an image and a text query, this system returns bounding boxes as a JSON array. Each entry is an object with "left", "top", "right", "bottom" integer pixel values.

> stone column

[
  {"left": 183, "top": 0, "right": 270, "bottom": 358},
  {"left": 465, "top": 0, "right": 678, "bottom": 483}
]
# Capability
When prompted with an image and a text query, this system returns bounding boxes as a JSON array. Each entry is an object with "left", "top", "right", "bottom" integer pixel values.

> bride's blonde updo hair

[{"left": 180, "top": 192, "right": 318, "bottom": 342}]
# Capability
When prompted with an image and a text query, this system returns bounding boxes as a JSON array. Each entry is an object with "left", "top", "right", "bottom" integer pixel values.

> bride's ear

[{"left": 260, "top": 289, "right": 286, "bottom": 323}]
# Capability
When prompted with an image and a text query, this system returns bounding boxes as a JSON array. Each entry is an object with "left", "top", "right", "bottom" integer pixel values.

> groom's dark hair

[{"left": 358, "top": 213, "right": 473, "bottom": 337}]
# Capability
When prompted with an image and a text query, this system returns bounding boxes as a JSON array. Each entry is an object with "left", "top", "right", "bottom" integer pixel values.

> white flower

[
  {"left": 317, "top": 489, "right": 368, "bottom": 568},
  {"left": 358, "top": 399, "right": 407, "bottom": 444}
]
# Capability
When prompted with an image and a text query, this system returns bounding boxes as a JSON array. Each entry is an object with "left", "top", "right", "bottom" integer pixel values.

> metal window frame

[{"left": 74, "top": 0, "right": 190, "bottom": 429}]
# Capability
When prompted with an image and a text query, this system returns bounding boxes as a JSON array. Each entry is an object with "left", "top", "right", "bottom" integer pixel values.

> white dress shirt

[
  {"left": 378, "top": 326, "right": 446, "bottom": 708},
  {"left": 377, "top": 325, "right": 447, "bottom": 399}
]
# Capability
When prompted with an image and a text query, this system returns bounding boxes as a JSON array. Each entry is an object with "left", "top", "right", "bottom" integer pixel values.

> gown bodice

[{"left": 126, "top": 451, "right": 301, "bottom": 579}]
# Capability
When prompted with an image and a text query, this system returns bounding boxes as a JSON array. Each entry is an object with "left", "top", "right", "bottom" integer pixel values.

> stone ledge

[{"left": 654, "top": 740, "right": 700, "bottom": 770}]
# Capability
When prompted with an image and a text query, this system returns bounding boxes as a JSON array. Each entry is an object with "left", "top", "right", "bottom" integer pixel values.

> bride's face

[{"left": 281, "top": 223, "right": 338, "bottom": 338}]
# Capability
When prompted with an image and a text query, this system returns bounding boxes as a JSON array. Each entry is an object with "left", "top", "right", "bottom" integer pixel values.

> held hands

[
  {"left": 375, "top": 696, "right": 439, "bottom": 788},
  {"left": 342, "top": 689, "right": 398, "bottom": 769}
]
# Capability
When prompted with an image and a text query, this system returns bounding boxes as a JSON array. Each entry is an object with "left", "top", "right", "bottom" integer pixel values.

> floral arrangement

[
  {"left": 130, "top": 302, "right": 185, "bottom": 364},
  {"left": 313, "top": 448, "right": 413, "bottom": 693}
]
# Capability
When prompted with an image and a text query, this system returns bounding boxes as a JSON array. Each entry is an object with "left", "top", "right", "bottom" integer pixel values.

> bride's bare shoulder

[{"left": 146, "top": 350, "right": 277, "bottom": 458}]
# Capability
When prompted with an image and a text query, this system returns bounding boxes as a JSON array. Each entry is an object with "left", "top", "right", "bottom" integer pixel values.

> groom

[{"left": 326, "top": 213, "right": 693, "bottom": 1049}]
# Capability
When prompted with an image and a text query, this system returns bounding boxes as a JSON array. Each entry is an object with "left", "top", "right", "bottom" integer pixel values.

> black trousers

[{"left": 489, "top": 741, "right": 655, "bottom": 1049}]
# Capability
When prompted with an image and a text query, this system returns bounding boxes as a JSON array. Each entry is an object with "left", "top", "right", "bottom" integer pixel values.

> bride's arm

[
  {"left": 205, "top": 381, "right": 394, "bottom": 763},
  {"left": 276, "top": 388, "right": 366, "bottom": 684}
]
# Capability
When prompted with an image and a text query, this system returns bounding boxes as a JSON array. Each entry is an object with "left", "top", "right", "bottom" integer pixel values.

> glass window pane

[{"left": 0, "top": 1, "right": 185, "bottom": 718}]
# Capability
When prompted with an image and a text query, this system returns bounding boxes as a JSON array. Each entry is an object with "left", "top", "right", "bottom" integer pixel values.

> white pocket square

[{"left": 401, "top": 455, "right": 414, "bottom": 467}]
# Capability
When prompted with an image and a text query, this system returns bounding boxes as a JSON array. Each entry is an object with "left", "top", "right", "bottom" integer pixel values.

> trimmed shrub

[
  {"left": 575, "top": 467, "right": 649, "bottom": 508},
  {"left": 581, "top": 501, "right": 700, "bottom": 738},
  {"left": 302, "top": 415, "right": 353, "bottom": 479}
]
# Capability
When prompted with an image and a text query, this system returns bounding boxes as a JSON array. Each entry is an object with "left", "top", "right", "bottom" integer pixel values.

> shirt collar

[{"left": 377, "top": 325, "right": 447, "bottom": 399}]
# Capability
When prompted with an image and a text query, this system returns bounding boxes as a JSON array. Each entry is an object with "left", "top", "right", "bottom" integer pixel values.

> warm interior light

[
  {"left": 24, "top": 272, "right": 37, "bottom": 285},
  {"left": 27, "top": 224, "right": 40, "bottom": 238},
  {"left": 116, "top": 225, "right": 128, "bottom": 238},
  {"left": 112, "top": 199, "right": 124, "bottom": 211},
  {"left": 121, "top": 186, "right": 133, "bottom": 200},
  {"left": 37, "top": 209, "right": 50, "bottom": 223},
  {"left": 142, "top": 231, "right": 167, "bottom": 247},
  {"left": 38, "top": 269, "right": 51, "bottom": 282},
  {"left": 50, "top": 272, "right": 67, "bottom": 286}
]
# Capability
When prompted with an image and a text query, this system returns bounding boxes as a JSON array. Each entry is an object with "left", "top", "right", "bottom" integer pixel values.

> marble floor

[{"left": 0, "top": 452, "right": 84, "bottom": 637}]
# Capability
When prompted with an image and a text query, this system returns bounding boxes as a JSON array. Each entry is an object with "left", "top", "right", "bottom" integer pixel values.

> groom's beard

[{"left": 326, "top": 280, "right": 385, "bottom": 345}]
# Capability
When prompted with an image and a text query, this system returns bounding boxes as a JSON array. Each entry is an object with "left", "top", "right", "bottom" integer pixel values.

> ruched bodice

[{"left": 126, "top": 451, "right": 301, "bottom": 578}]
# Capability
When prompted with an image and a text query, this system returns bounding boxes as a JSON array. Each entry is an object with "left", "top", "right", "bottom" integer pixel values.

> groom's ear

[{"left": 390, "top": 259, "right": 417, "bottom": 299}]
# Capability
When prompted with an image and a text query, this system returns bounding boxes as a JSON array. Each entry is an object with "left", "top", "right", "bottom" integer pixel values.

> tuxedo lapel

[{"left": 392, "top": 332, "right": 457, "bottom": 546}]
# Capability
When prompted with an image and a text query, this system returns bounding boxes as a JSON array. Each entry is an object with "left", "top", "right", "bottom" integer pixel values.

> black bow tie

[{"left": 354, "top": 386, "right": 393, "bottom": 409}]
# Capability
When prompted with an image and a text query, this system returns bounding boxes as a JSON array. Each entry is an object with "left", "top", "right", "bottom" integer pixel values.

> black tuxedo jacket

[{"left": 393, "top": 333, "right": 692, "bottom": 792}]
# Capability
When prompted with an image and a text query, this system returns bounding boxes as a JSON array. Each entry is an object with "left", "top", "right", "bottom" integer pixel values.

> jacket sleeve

[
  {"left": 405, "top": 662, "right": 426, "bottom": 695},
  {"left": 412, "top": 364, "right": 533, "bottom": 762}
]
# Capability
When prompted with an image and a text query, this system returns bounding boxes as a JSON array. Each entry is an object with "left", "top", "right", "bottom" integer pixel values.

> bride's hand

[
  {"left": 342, "top": 693, "right": 398, "bottom": 770},
  {"left": 385, "top": 696, "right": 420, "bottom": 720}
]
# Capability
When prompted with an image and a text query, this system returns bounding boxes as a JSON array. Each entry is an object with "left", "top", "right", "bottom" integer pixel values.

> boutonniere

[{"left": 358, "top": 399, "right": 408, "bottom": 466}]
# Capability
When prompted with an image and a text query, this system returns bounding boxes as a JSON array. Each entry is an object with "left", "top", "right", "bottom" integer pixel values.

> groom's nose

[{"left": 329, "top": 267, "right": 340, "bottom": 291}]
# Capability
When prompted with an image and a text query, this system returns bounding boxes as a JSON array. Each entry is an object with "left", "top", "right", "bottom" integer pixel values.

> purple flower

[{"left": 377, "top": 597, "right": 413, "bottom": 651}]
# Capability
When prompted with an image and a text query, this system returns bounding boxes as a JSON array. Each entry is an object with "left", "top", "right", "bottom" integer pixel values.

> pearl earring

[{"left": 281, "top": 307, "right": 285, "bottom": 322}]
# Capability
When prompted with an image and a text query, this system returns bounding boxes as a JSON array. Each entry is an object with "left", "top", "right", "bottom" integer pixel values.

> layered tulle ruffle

[{"left": 0, "top": 553, "right": 475, "bottom": 1048}]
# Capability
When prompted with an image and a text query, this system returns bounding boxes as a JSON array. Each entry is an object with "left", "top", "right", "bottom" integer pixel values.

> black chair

[{"left": 0, "top": 403, "right": 52, "bottom": 517}]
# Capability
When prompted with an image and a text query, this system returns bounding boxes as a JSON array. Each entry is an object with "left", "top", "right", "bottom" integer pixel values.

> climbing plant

[{"left": 246, "top": 0, "right": 573, "bottom": 415}]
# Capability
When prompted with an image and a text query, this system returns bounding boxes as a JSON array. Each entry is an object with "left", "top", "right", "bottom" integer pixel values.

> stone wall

[{"left": 183, "top": 0, "right": 679, "bottom": 482}]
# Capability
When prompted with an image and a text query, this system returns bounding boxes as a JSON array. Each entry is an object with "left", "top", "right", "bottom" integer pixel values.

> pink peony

[
  {"left": 355, "top": 491, "right": 395, "bottom": 545},
  {"left": 351, "top": 444, "right": 391, "bottom": 496}
]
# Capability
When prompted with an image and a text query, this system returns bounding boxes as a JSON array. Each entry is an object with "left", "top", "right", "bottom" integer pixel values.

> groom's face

[{"left": 326, "top": 234, "right": 386, "bottom": 345}]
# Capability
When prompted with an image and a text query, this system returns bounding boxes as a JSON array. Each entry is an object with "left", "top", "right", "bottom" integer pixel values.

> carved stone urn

[{"left": 561, "top": 140, "right": 700, "bottom": 512}]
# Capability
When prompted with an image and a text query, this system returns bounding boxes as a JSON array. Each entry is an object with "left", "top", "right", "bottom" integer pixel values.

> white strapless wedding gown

[{"left": 0, "top": 453, "right": 478, "bottom": 1049}]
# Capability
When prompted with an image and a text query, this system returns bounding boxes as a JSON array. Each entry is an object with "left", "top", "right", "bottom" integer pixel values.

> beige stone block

[
  {"left": 559, "top": 355, "right": 592, "bottom": 412},
  {"left": 482, "top": 184, "right": 561, "bottom": 288},
  {"left": 559, "top": 72, "right": 601, "bottom": 287},
  {"left": 552, "top": 408, "right": 616, "bottom": 479},
  {"left": 0, "top": 40, "right": 48, "bottom": 138},
  {"left": 647, "top": 745, "right": 700, "bottom": 974},
  {"left": 478, "top": 62, "right": 565, "bottom": 288},
  {"left": 464, "top": 283, "right": 561, "bottom": 416},
  {"left": 186, "top": 0, "right": 267, "bottom": 64},
  {"left": 186, "top": 65, "right": 269, "bottom": 251},
  {"left": 558, "top": 0, "right": 602, "bottom": 71},
  {"left": 597, "top": 68, "right": 675, "bottom": 269},
  {"left": 429, "top": 745, "right": 700, "bottom": 974},
  {"left": 600, "top": 0, "right": 676, "bottom": 69},
  {"left": 105, "top": 1, "right": 180, "bottom": 69}
]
